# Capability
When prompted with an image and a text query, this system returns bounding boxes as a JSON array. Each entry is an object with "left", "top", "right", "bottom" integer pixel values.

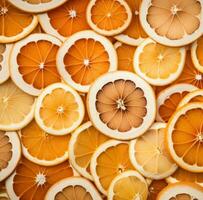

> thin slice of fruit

[
  {"left": 134, "top": 38, "right": 186, "bottom": 86},
  {"left": 156, "top": 84, "right": 198, "bottom": 122},
  {"left": 86, "top": 0, "right": 132, "bottom": 36},
  {"left": 35, "top": 83, "right": 84, "bottom": 136},
  {"left": 69, "top": 121, "right": 109, "bottom": 180},
  {"left": 0, "top": 131, "right": 21, "bottom": 182},
  {"left": 87, "top": 71, "right": 156, "bottom": 140},
  {"left": 129, "top": 123, "right": 177, "bottom": 179},
  {"left": 45, "top": 177, "right": 102, "bottom": 200},
  {"left": 5, "top": 157, "right": 74, "bottom": 200},
  {"left": 0, "top": 79, "right": 35, "bottom": 131},
  {"left": 38, "top": 0, "right": 90, "bottom": 41},
  {"left": 0, "top": 188, "right": 9, "bottom": 200},
  {"left": 10, "top": 33, "right": 62, "bottom": 96},
  {"left": 57, "top": 30, "right": 117, "bottom": 93},
  {"left": 167, "top": 102, "right": 203, "bottom": 172},
  {"left": 115, "top": 0, "right": 148, "bottom": 46},
  {"left": 0, "top": 0, "right": 38, "bottom": 43},
  {"left": 108, "top": 170, "right": 148, "bottom": 200},
  {"left": 19, "top": 120, "right": 71, "bottom": 166},
  {"left": 90, "top": 140, "right": 134, "bottom": 195},
  {"left": 140, "top": 0, "right": 203, "bottom": 47}
]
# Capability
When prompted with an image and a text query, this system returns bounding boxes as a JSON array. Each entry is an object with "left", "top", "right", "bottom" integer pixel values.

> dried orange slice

[
  {"left": 5, "top": 157, "right": 74, "bottom": 200},
  {"left": 86, "top": 0, "right": 132, "bottom": 36},
  {"left": 0, "top": 0, "right": 38, "bottom": 43},
  {"left": 38, "top": 0, "right": 90, "bottom": 41},
  {"left": 35, "top": 83, "right": 84, "bottom": 136},
  {"left": 10, "top": 33, "right": 61, "bottom": 96},
  {"left": 57, "top": 30, "right": 117, "bottom": 93},
  {"left": 0, "top": 131, "right": 21, "bottom": 182},
  {"left": 134, "top": 38, "right": 186, "bottom": 86},
  {"left": 45, "top": 177, "right": 102, "bottom": 200},
  {"left": 87, "top": 71, "right": 156, "bottom": 140},
  {"left": 156, "top": 84, "right": 198, "bottom": 123},
  {"left": 69, "top": 121, "right": 109, "bottom": 180},
  {"left": 140, "top": 0, "right": 203, "bottom": 47},
  {"left": 90, "top": 140, "right": 134, "bottom": 195}
]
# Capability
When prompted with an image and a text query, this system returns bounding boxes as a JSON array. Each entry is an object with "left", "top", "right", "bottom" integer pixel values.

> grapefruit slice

[
  {"left": 87, "top": 71, "right": 156, "bottom": 140},
  {"left": 10, "top": 33, "right": 62, "bottom": 96}
]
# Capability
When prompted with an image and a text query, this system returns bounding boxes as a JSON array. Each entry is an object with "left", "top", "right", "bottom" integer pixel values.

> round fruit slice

[
  {"left": 115, "top": 0, "right": 148, "bottom": 46},
  {"left": 0, "top": 0, "right": 38, "bottom": 43},
  {"left": 0, "top": 131, "right": 21, "bottom": 182},
  {"left": 87, "top": 71, "right": 156, "bottom": 140},
  {"left": 140, "top": 0, "right": 203, "bottom": 47},
  {"left": 19, "top": 120, "right": 71, "bottom": 166},
  {"left": 45, "top": 177, "right": 102, "bottom": 200},
  {"left": 38, "top": 0, "right": 90, "bottom": 41},
  {"left": 0, "top": 79, "right": 35, "bottom": 131},
  {"left": 10, "top": 33, "right": 62, "bottom": 96},
  {"left": 57, "top": 30, "right": 117, "bottom": 93},
  {"left": 167, "top": 102, "right": 203, "bottom": 172},
  {"left": 90, "top": 140, "right": 134, "bottom": 195},
  {"left": 86, "top": 0, "right": 132, "bottom": 36},
  {"left": 69, "top": 121, "right": 109, "bottom": 180},
  {"left": 108, "top": 170, "right": 148, "bottom": 200},
  {"left": 129, "top": 123, "right": 177, "bottom": 179},
  {"left": 5, "top": 157, "right": 74, "bottom": 200},
  {"left": 35, "top": 83, "right": 84, "bottom": 136},
  {"left": 156, "top": 84, "right": 198, "bottom": 123},
  {"left": 134, "top": 38, "right": 186, "bottom": 86}
]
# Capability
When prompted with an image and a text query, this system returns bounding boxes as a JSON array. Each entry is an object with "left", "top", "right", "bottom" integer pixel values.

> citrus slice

[
  {"left": 0, "top": 0, "right": 38, "bottom": 43},
  {"left": 87, "top": 71, "right": 156, "bottom": 140},
  {"left": 140, "top": 0, "right": 203, "bottom": 47},
  {"left": 35, "top": 83, "right": 84, "bottom": 136},
  {"left": 156, "top": 84, "right": 198, "bottom": 123},
  {"left": 115, "top": 0, "right": 148, "bottom": 46},
  {"left": 57, "top": 30, "right": 117, "bottom": 93},
  {"left": 69, "top": 121, "right": 109, "bottom": 180},
  {"left": 5, "top": 157, "right": 74, "bottom": 200},
  {"left": 0, "top": 131, "right": 21, "bottom": 182},
  {"left": 133, "top": 38, "right": 186, "bottom": 86},
  {"left": 38, "top": 0, "right": 90, "bottom": 41},
  {"left": 19, "top": 120, "right": 71, "bottom": 166},
  {"left": 45, "top": 177, "right": 102, "bottom": 200},
  {"left": 167, "top": 102, "right": 203, "bottom": 172},
  {"left": 90, "top": 140, "right": 134, "bottom": 195},
  {"left": 0, "top": 188, "right": 9, "bottom": 200},
  {"left": 86, "top": 0, "right": 132, "bottom": 36},
  {"left": 108, "top": 170, "right": 148, "bottom": 200},
  {"left": 0, "top": 79, "right": 35, "bottom": 131},
  {"left": 10, "top": 33, "right": 62, "bottom": 96}
]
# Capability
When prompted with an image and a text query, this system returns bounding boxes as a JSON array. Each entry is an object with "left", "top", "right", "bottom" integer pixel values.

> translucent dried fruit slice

[
  {"left": 140, "top": 0, "right": 203, "bottom": 47},
  {"left": 87, "top": 71, "right": 156, "bottom": 140},
  {"left": 10, "top": 33, "right": 62, "bottom": 96},
  {"left": 86, "top": 0, "right": 132, "bottom": 36},
  {"left": 57, "top": 30, "right": 117, "bottom": 93}
]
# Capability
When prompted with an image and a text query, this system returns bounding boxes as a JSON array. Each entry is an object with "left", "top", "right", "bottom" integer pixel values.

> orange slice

[
  {"left": 0, "top": 0, "right": 38, "bottom": 43},
  {"left": 38, "top": 0, "right": 90, "bottom": 41},
  {"left": 0, "top": 131, "right": 21, "bottom": 182},
  {"left": 35, "top": 83, "right": 84, "bottom": 136},
  {"left": 57, "top": 30, "right": 117, "bottom": 93},
  {"left": 140, "top": 0, "right": 203, "bottom": 47},
  {"left": 5, "top": 157, "right": 74, "bottom": 200},
  {"left": 156, "top": 84, "right": 198, "bottom": 123},
  {"left": 87, "top": 71, "right": 156, "bottom": 140},
  {"left": 10, "top": 33, "right": 62, "bottom": 96},
  {"left": 45, "top": 177, "right": 102, "bottom": 200},
  {"left": 86, "top": 0, "right": 132, "bottom": 36}
]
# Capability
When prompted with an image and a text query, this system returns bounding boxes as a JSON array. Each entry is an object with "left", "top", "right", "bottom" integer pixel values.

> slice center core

[
  {"left": 195, "top": 74, "right": 202, "bottom": 81},
  {"left": 69, "top": 9, "right": 77, "bottom": 18},
  {"left": 116, "top": 99, "right": 126, "bottom": 110},
  {"left": 170, "top": 5, "right": 181, "bottom": 15},
  {"left": 83, "top": 59, "right": 90, "bottom": 67},
  {"left": 57, "top": 106, "right": 65, "bottom": 114},
  {"left": 35, "top": 173, "right": 46, "bottom": 186},
  {"left": 39, "top": 62, "right": 44, "bottom": 70},
  {"left": 0, "top": 7, "right": 8, "bottom": 15}
]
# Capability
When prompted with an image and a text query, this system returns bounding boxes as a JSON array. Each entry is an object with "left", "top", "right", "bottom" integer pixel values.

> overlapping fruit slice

[{"left": 10, "top": 33, "right": 61, "bottom": 96}]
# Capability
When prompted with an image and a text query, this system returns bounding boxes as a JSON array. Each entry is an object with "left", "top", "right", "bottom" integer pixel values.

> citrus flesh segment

[
  {"left": 69, "top": 121, "right": 109, "bottom": 180},
  {"left": 86, "top": 0, "right": 132, "bottom": 36},
  {"left": 10, "top": 33, "right": 61, "bottom": 96}
]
